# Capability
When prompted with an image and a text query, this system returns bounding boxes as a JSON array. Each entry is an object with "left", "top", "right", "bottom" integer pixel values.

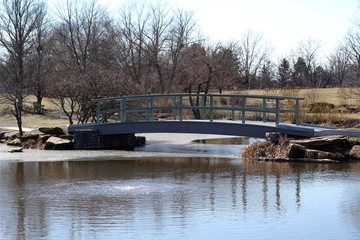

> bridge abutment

[{"left": 73, "top": 129, "right": 141, "bottom": 150}]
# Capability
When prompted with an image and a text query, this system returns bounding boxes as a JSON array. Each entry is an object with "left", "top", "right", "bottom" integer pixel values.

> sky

[
  {"left": 54, "top": 0, "right": 360, "bottom": 59},
  {"left": 166, "top": 0, "right": 359, "bottom": 58}
]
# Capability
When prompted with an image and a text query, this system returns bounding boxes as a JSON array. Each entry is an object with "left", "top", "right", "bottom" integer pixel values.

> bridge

[{"left": 68, "top": 93, "right": 360, "bottom": 140}]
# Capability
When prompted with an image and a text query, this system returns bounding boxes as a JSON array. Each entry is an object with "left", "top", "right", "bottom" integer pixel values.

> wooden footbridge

[{"left": 68, "top": 93, "right": 360, "bottom": 139}]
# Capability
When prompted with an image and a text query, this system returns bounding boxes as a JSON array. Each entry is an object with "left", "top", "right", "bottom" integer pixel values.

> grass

[
  {"left": 238, "top": 88, "right": 359, "bottom": 106},
  {"left": 1, "top": 88, "right": 360, "bottom": 129},
  {"left": 0, "top": 95, "right": 68, "bottom": 128}
]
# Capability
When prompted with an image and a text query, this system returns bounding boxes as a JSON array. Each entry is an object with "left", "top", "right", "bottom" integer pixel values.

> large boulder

[
  {"left": 20, "top": 133, "right": 40, "bottom": 142},
  {"left": 39, "top": 127, "right": 65, "bottom": 135},
  {"left": 305, "top": 149, "right": 344, "bottom": 160},
  {"left": 288, "top": 142, "right": 344, "bottom": 161},
  {"left": 45, "top": 136, "right": 73, "bottom": 150},
  {"left": 290, "top": 135, "right": 352, "bottom": 155},
  {"left": 349, "top": 145, "right": 360, "bottom": 159},
  {"left": 288, "top": 144, "right": 306, "bottom": 158}
]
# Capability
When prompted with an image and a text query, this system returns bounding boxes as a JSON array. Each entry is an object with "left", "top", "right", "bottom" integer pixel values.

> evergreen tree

[{"left": 277, "top": 58, "right": 291, "bottom": 88}]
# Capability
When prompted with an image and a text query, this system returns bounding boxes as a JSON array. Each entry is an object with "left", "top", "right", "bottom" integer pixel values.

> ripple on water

[{"left": 33, "top": 179, "right": 190, "bottom": 201}]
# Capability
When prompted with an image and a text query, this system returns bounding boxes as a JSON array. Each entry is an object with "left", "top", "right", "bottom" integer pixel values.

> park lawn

[
  {"left": 0, "top": 95, "right": 69, "bottom": 128},
  {"left": 1, "top": 88, "right": 360, "bottom": 129},
  {"left": 237, "top": 88, "right": 359, "bottom": 106}
]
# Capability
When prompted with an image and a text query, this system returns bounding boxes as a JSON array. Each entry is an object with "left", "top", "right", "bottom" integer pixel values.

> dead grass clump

[
  {"left": 242, "top": 136, "right": 290, "bottom": 161},
  {"left": 308, "top": 102, "right": 335, "bottom": 113}
]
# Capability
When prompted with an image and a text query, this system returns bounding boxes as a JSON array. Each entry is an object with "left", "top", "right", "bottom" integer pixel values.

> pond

[{"left": 0, "top": 136, "right": 360, "bottom": 240}]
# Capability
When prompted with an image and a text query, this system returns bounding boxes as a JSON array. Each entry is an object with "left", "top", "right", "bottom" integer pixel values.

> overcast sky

[{"left": 54, "top": 0, "right": 359, "bottom": 59}]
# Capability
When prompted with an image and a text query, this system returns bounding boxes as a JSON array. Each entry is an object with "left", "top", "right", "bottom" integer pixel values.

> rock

[
  {"left": 1, "top": 130, "right": 19, "bottom": 141},
  {"left": 58, "top": 134, "right": 74, "bottom": 141},
  {"left": 135, "top": 136, "right": 146, "bottom": 146},
  {"left": 288, "top": 144, "right": 306, "bottom": 158},
  {"left": 39, "top": 127, "right": 65, "bottom": 135},
  {"left": 349, "top": 145, "right": 360, "bottom": 159},
  {"left": 305, "top": 149, "right": 344, "bottom": 160},
  {"left": 39, "top": 134, "right": 51, "bottom": 144},
  {"left": 7, "top": 138, "right": 22, "bottom": 146},
  {"left": 8, "top": 147, "right": 23, "bottom": 153},
  {"left": 290, "top": 135, "right": 352, "bottom": 155},
  {"left": 265, "top": 132, "right": 283, "bottom": 144},
  {"left": 45, "top": 136, "right": 73, "bottom": 150},
  {"left": 20, "top": 133, "right": 40, "bottom": 142}
]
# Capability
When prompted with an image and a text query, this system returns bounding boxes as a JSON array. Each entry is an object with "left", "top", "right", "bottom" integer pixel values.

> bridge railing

[{"left": 93, "top": 94, "right": 304, "bottom": 126}]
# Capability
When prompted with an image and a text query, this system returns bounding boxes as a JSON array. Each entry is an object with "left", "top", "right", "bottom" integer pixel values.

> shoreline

[{"left": 0, "top": 132, "right": 246, "bottom": 162}]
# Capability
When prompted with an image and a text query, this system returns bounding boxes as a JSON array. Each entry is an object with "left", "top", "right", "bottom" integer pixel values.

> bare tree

[
  {"left": 114, "top": 2, "right": 198, "bottom": 93},
  {"left": 30, "top": 3, "right": 51, "bottom": 107},
  {"left": 295, "top": 38, "right": 322, "bottom": 87},
  {"left": 0, "top": 0, "right": 45, "bottom": 136},
  {"left": 114, "top": 2, "right": 148, "bottom": 88},
  {"left": 335, "top": 5, "right": 360, "bottom": 99},
  {"left": 236, "top": 30, "right": 271, "bottom": 89},
  {"left": 52, "top": 0, "right": 123, "bottom": 124},
  {"left": 328, "top": 44, "right": 351, "bottom": 87},
  {"left": 211, "top": 42, "right": 240, "bottom": 93},
  {"left": 177, "top": 43, "right": 214, "bottom": 119}
]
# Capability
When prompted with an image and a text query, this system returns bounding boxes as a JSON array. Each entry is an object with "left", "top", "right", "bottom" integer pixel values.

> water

[{"left": 1, "top": 141, "right": 360, "bottom": 239}]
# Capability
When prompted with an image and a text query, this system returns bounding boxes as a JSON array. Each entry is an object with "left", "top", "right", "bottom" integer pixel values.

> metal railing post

[
  {"left": 96, "top": 100, "right": 100, "bottom": 124},
  {"left": 201, "top": 95, "right": 206, "bottom": 120},
  {"left": 262, "top": 98, "right": 267, "bottom": 122},
  {"left": 231, "top": 96, "right": 235, "bottom": 121},
  {"left": 295, "top": 98, "right": 300, "bottom": 125},
  {"left": 121, "top": 98, "right": 126, "bottom": 122},
  {"left": 179, "top": 96, "right": 183, "bottom": 121},
  {"left": 146, "top": 98, "right": 150, "bottom": 121},
  {"left": 149, "top": 96, "right": 153, "bottom": 121},
  {"left": 210, "top": 95, "right": 214, "bottom": 122},
  {"left": 242, "top": 96, "right": 246, "bottom": 124},
  {"left": 172, "top": 96, "right": 176, "bottom": 120},
  {"left": 275, "top": 99, "right": 280, "bottom": 126}
]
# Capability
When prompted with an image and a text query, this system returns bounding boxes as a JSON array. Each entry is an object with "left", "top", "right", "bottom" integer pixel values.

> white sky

[
  {"left": 168, "top": 0, "right": 359, "bottom": 58},
  {"left": 53, "top": 0, "right": 360, "bottom": 59}
]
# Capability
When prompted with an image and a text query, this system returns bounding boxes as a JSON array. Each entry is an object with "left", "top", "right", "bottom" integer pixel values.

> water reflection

[
  {"left": 192, "top": 137, "right": 250, "bottom": 145},
  {"left": 1, "top": 159, "right": 360, "bottom": 239}
]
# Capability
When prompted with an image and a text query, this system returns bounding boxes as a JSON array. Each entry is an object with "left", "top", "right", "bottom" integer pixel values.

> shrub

[{"left": 308, "top": 102, "right": 335, "bottom": 113}]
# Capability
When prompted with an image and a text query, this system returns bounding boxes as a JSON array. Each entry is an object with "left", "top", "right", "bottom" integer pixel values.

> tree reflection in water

[{"left": 2, "top": 158, "right": 360, "bottom": 239}]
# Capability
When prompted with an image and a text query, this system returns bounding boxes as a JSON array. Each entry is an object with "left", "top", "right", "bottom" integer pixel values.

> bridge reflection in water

[{"left": 2, "top": 159, "right": 360, "bottom": 239}]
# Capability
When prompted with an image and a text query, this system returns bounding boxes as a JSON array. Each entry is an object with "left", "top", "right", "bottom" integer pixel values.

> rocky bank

[
  {"left": 0, "top": 127, "right": 74, "bottom": 151},
  {"left": 242, "top": 135, "right": 360, "bottom": 163}
]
